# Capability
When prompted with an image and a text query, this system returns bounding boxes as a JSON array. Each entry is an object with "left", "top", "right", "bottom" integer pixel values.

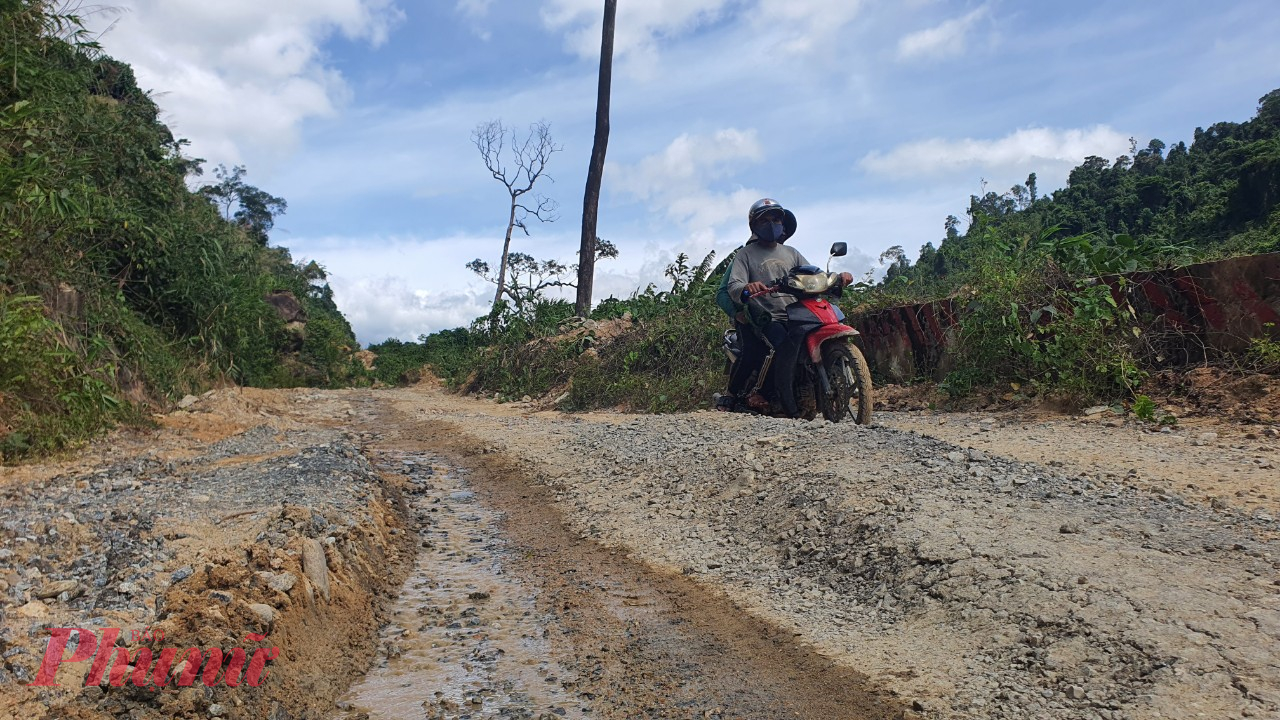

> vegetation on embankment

[
  {"left": 369, "top": 253, "right": 728, "bottom": 413},
  {"left": 0, "top": 2, "right": 366, "bottom": 461},
  {"left": 375, "top": 89, "right": 1280, "bottom": 411}
]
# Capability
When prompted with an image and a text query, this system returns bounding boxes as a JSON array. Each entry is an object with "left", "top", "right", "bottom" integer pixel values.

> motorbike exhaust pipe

[{"left": 753, "top": 350, "right": 777, "bottom": 394}]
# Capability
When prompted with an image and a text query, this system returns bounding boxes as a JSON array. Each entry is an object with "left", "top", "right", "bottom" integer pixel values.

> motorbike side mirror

[{"left": 830, "top": 242, "right": 848, "bottom": 258}]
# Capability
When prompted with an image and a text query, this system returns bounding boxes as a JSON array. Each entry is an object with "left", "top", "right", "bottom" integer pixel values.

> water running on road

[{"left": 335, "top": 451, "right": 588, "bottom": 720}]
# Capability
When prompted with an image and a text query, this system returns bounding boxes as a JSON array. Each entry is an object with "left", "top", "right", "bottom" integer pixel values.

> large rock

[
  {"left": 264, "top": 291, "right": 306, "bottom": 323},
  {"left": 302, "top": 538, "right": 330, "bottom": 602}
]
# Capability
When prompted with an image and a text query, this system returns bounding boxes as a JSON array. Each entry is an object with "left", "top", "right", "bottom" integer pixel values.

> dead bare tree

[
  {"left": 574, "top": 0, "right": 616, "bottom": 317},
  {"left": 471, "top": 119, "right": 561, "bottom": 317}
]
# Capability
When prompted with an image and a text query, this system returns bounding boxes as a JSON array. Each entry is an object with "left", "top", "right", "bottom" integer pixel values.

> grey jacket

[{"left": 726, "top": 239, "right": 810, "bottom": 324}]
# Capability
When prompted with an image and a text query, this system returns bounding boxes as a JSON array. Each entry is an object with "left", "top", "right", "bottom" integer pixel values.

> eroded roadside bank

[{"left": 0, "top": 390, "right": 418, "bottom": 720}]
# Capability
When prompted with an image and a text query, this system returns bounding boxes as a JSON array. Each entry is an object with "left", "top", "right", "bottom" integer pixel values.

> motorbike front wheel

[{"left": 820, "top": 343, "right": 873, "bottom": 424}]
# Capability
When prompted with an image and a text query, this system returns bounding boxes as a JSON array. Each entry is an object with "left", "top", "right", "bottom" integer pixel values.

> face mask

[{"left": 755, "top": 220, "right": 785, "bottom": 244}]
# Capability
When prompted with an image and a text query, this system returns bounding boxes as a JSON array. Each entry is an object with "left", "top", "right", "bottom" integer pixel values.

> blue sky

[{"left": 90, "top": 0, "right": 1280, "bottom": 344}]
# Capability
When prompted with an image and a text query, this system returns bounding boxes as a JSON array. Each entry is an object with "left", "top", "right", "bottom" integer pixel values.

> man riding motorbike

[{"left": 717, "top": 198, "right": 853, "bottom": 414}]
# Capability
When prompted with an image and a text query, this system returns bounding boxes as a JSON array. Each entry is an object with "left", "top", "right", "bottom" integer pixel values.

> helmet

[{"left": 747, "top": 198, "right": 798, "bottom": 242}]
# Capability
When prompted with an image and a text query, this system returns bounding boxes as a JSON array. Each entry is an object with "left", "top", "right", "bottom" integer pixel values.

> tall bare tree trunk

[
  {"left": 494, "top": 202, "right": 518, "bottom": 309},
  {"left": 575, "top": 0, "right": 616, "bottom": 317}
]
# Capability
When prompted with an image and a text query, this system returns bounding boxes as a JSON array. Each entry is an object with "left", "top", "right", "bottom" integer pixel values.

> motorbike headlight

[{"left": 797, "top": 274, "right": 831, "bottom": 293}]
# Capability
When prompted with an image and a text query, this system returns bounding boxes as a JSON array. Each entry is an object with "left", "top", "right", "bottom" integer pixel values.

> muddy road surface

[{"left": 1, "top": 385, "right": 1277, "bottom": 720}]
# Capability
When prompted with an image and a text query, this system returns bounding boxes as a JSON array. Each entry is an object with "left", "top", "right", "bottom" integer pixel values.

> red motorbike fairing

[
  {"left": 805, "top": 324, "right": 859, "bottom": 363},
  {"left": 798, "top": 298, "right": 841, "bottom": 324}
]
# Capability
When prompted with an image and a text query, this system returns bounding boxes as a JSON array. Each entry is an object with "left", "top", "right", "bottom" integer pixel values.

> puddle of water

[{"left": 336, "top": 452, "right": 589, "bottom": 720}]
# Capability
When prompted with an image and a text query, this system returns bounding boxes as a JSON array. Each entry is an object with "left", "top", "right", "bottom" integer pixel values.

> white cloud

[
  {"left": 290, "top": 229, "right": 592, "bottom": 343},
  {"left": 331, "top": 276, "right": 490, "bottom": 344},
  {"left": 542, "top": 0, "right": 870, "bottom": 62},
  {"left": 456, "top": 0, "right": 493, "bottom": 20},
  {"left": 541, "top": 0, "right": 731, "bottom": 61},
  {"left": 750, "top": 0, "right": 867, "bottom": 55},
  {"left": 897, "top": 5, "right": 989, "bottom": 61},
  {"left": 88, "top": 0, "right": 404, "bottom": 168},
  {"left": 612, "top": 128, "right": 764, "bottom": 231},
  {"left": 859, "top": 126, "right": 1132, "bottom": 180}
]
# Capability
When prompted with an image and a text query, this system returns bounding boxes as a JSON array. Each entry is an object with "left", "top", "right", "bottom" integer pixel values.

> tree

[
  {"left": 198, "top": 164, "right": 287, "bottom": 246},
  {"left": 467, "top": 239, "right": 618, "bottom": 322},
  {"left": 471, "top": 119, "right": 561, "bottom": 316},
  {"left": 574, "top": 0, "right": 617, "bottom": 318},
  {"left": 879, "top": 245, "right": 911, "bottom": 282}
]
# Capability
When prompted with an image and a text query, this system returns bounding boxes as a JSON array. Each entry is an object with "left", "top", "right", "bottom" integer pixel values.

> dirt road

[{"left": 2, "top": 386, "right": 1277, "bottom": 720}]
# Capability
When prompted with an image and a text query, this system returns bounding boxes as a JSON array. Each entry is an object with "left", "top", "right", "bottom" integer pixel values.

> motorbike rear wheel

[{"left": 820, "top": 343, "right": 873, "bottom": 424}]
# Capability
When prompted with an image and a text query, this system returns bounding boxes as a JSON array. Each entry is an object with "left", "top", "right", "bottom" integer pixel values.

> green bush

[{"left": 0, "top": 293, "right": 128, "bottom": 459}]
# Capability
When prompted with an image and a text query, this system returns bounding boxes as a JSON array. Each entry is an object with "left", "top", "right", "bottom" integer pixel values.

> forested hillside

[
  {"left": 0, "top": 2, "right": 365, "bottom": 460},
  {"left": 882, "top": 89, "right": 1280, "bottom": 290}
]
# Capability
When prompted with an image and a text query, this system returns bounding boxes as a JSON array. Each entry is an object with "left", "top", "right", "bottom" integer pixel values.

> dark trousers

[{"left": 728, "top": 320, "right": 787, "bottom": 399}]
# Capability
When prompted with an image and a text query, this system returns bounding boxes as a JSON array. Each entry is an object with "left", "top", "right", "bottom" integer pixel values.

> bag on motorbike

[{"left": 714, "top": 252, "right": 739, "bottom": 320}]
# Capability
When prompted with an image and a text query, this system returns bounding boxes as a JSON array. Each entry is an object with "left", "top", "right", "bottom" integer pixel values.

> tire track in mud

[
  {"left": 361, "top": 405, "right": 906, "bottom": 720},
  {"left": 336, "top": 450, "right": 586, "bottom": 720}
]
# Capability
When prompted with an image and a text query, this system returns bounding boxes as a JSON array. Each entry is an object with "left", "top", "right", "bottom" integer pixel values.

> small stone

[
  {"left": 1059, "top": 523, "right": 1081, "bottom": 534},
  {"left": 208, "top": 703, "right": 226, "bottom": 716},
  {"left": 1083, "top": 406, "right": 1108, "bottom": 416},
  {"left": 1067, "top": 685, "right": 1087, "bottom": 700},
  {"left": 178, "top": 395, "right": 199, "bottom": 409},
  {"left": 248, "top": 603, "right": 277, "bottom": 628},
  {"left": 467, "top": 591, "right": 491, "bottom": 600},
  {"left": 946, "top": 451, "right": 965, "bottom": 463},
  {"left": 171, "top": 566, "right": 195, "bottom": 583},
  {"left": 268, "top": 572, "right": 297, "bottom": 593},
  {"left": 35, "top": 580, "right": 81, "bottom": 600},
  {"left": 208, "top": 590, "right": 233, "bottom": 604},
  {"left": 15, "top": 601, "right": 50, "bottom": 618}
]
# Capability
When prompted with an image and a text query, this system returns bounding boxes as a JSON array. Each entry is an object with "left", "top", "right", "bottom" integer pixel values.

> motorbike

[{"left": 722, "top": 242, "right": 874, "bottom": 424}]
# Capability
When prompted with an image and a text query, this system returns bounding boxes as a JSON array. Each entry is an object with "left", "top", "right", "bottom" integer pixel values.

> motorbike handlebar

[{"left": 746, "top": 285, "right": 780, "bottom": 300}]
